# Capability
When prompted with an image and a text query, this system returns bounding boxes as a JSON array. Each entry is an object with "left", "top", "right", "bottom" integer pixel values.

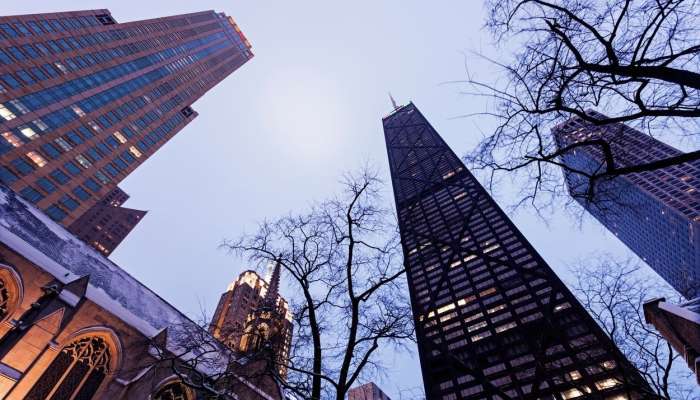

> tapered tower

[{"left": 383, "top": 102, "right": 651, "bottom": 399}]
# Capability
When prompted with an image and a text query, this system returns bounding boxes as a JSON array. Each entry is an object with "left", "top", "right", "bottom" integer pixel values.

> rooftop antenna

[{"left": 388, "top": 92, "right": 399, "bottom": 110}]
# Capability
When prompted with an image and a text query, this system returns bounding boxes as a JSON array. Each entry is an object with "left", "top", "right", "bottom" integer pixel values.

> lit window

[
  {"left": 20, "top": 126, "right": 38, "bottom": 140},
  {"left": 495, "top": 322, "right": 516, "bottom": 333},
  {"left": 595, "top": 378, "right": 621, "bottom": 390},
  {"left": 2, "top": 131, "right": 22, "bottom": 147},
  {"left": 484, "top": 244, "right": 500, "bottom": 253},
  {"left": 554, "top": 303, "right": 571, "bottom": 312},
  {"left": 9, "top": 99, "right": 29, "bottom": 114},
  {"left": 113, "top": 131, "right": 127, "bottom": 144},
  {"left": 75, "top": 154, "right": 92, "bottom": 169},
  {"left": 87, "top": 121, "right": 101, "bottom": 131},
  {"left": 54, "top": 137, "right": 72, "bottom": 151},
  {"left": 561, "top": 388, "right": 585, "bottom": 399},
  {"left": 437, "top": 303, "right": 455, "bottom": 314},
  {"left": 463, "top": 254, "right": 476, "bottom": 263},
  {"left": 0, "top": 103, "right": 16, "bottom": 121},
  {"left": 467, "top": 321, "right": 487, "bottom": 332},
  {"left": 54, "top": 62, "right": 68, "bottom": 73},
  {"left": 32, "top": 118, "right": 49, "bottom": 131},
  {"left": 567, "top": 370, "right": 582, "bottom": 381},
  {"left": 471, "top": 331, "right": 491, "bottom": 342},
  {"left": 71, "top": 104, "right": 86, "bottom": 117},
  {"left": 487, "top": 304, "right": 506, "bottom": 314},
  {"left": 26, "top": 151, "right": 47, "bottom": 167}
]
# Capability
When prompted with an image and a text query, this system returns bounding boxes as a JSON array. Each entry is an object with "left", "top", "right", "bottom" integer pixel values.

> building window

[
  {"left": 0, "top": 278, "right": 9, "bottom": 320},
  {"left": 72, "top": 186, "right": 91, "bottom": 201},
  {"left": 60, "top": 195, "right": 80, "bottom": 211},
  {"left": 37, "top": 177, "right": 57, "bottom": 194},
  {"left": 25, "top": 336, "right": 111, "bottom": 400},
  {"left": 19, "top": 126, "right": 38, "bottom": 140},
  {"left": 153, "top": 381, "right": 190, "bottom": 400},
  {"left": 26, "top": 151, "right": 47, "bottom": 168},
  {"left": 45, "top": 205, "right": 67, "bottom": 222},
  {"left": 20, "top": 186, "right": 44, "bottom": 204},
  {"left": 0, "top": 103, "right": 16, "bottom": 121},
  {"left": 50, "top": 169, "right": 71, "bottom": 185},
  {"left": 1, "top": 131, "right": 22, "bottom": 147}
]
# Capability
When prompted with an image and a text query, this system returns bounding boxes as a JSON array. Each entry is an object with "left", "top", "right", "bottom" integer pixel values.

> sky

[{"left": 3, "top": 2, "right": 679, "bottom": 398}]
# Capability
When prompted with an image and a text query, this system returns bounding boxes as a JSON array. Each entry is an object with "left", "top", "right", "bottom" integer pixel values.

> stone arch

[
  {"left": 23, "top": 326, "right": 123, "bottom": 400},
  {"left": 150, "top": 376, "right": 195, "bottom": 400},
  {"left": 0, "top": 262, "right": 24, "bottom": 325},
  {"left": 61, "top": 326, "right": 124, "bottom": 374}
]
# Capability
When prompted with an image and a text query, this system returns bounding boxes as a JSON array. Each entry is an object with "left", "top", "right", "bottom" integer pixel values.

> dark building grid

[
  {"left": 554, "top": 113, "right": 700, "bottom": 298},
  {"left": 0, "top": 9, "right": 253, "bottom": 228},
  {"left": 384, "top": 103, "right": 650, "bottom": 400}
]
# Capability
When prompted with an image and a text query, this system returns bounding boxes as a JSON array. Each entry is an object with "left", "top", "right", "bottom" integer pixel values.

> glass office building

[
  {"left": 384, "top": 103, "right": 650, "bottom": 399},
  {"left": 554, "top": 112, "right": 700, "bottom": 299},
  {"left": 0, "top": 9, "right": 253, "bottom": 228}
]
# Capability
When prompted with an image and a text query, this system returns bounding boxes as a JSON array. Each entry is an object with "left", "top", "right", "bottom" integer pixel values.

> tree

[
  {"left": 222, "top": 169, "right": 415, "bottom": 400},
  {"left": 464, "top": 0, "right": 700, "bottom": 211},
  {"left": 570, "top": 256, "right": 699, "bottom": 400}
]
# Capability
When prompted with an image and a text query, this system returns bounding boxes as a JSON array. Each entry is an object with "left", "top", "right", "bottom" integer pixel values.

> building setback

[
  {"left": 553, "top": 112, "right": 700, "bottom": 298},
  {"left": 383, "top": 102, "right": 651, "bottom": 399},
  {"left": 0, "top": 9, "right": 253, "bottom": 236},
  {"left": 67, "top": 186, "right": 146, "bottom": 255}
]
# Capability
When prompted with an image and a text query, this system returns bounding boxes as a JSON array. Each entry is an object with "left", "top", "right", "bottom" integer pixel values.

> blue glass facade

[{"left": 554, "top": 113, "right": 700, "bottom": 298}]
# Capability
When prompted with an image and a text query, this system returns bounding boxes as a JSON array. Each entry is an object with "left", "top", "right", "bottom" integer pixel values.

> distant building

[
  {"left": 0, "top": 185, "right": 280, "bottom": 399},
  {"left": 348, "top": 382, "right": 392, "bottom": 400},
  {"left": 0, "top": 8, "right": 253, "bottom": 243},
  {"left": 553, "top": 111, "right": 700, "bottom": 298},
  {"left": 383, "top": 102, "right": 650, "bottom": 399},
  {"left": 644, "top": 297, "right": 700, "bottom": 385},
  {"left": 67, "top": 186, "right": 146, "bottom": 255},
  {"left": 210, "top": 267, "right": 293, "bottom": 379}
]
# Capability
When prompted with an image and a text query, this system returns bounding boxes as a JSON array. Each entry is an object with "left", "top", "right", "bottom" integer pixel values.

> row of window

[
  {"left": 0, "top": 37, "right": 228, "bottom": 157},
  {"left": 0, "top": 20, "right": 221, "bottom": 101},
  {"left": 2, "top": 31, "right": 224, "bottom": 116},
  {"left": 0, "top": 15, "right": 103, "bottom": 40}
]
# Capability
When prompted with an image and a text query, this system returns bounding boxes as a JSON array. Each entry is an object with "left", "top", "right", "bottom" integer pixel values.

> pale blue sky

[{"left": 4, "top": 1, "right": 666, "bottom": 398}]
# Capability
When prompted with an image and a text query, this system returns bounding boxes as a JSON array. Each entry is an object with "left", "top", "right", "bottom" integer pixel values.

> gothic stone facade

[{"left": 0, "top": 185, "right": 280, "bottom": 400}]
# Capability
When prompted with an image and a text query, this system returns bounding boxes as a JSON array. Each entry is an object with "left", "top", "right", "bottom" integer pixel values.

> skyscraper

[
  {"left": 67, "top": 186, "right": 146, "bottom": 255},
  {"left": 0, "top": 9, "right": 253, "bottom": 229},
  {"left": 553, "top": 112, "right": 700, "bottom": 298},
  {"left": 383, "top": 102, "right": 650, "bottom": 399},
  {"left": 209, "top": 265, "right": 293, "bottom": 378}
]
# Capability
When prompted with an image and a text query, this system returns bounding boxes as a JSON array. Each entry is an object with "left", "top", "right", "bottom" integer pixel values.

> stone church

[{"left": 0, "top": 185, "right": 284, "bottom": 399}]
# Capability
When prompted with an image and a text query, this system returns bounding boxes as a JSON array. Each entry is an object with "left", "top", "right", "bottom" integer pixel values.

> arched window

[
  {"left": 153, "top": 381, "right": 190, "bottom": 400},
  {"left": 25, "top": 336, "right": 111, "bottom": 400},
  {"left": 0, "top": 278, "right": 10, "bottom": 320}
]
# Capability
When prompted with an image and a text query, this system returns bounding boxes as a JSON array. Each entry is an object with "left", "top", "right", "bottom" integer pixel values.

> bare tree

[
  {"left": 464, "top": 0, "right": 700, "bottom": 211},
  {"left": 221, "top": 168, "right": 415, "bottom": 400},
  {"left": 570, "top": 256, "right": 699, "bottom": 400}
]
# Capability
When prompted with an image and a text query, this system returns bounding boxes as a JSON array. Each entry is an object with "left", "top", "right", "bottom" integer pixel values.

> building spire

[
  {"left": 389, "top": 92, "right": 399, "bottom": 110},
  {"left": 263, "top": 255, "right": 282, "bottom": 307}
]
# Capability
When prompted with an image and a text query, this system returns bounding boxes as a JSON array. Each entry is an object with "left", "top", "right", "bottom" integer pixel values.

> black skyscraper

[{"left": 383, "top": 102, "right": 650, "bottom": 399}]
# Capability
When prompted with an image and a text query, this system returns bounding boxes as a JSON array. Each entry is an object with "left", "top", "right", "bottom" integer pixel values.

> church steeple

[{"left": 262, "top": 256, "right": 282, "bottom": 309}]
